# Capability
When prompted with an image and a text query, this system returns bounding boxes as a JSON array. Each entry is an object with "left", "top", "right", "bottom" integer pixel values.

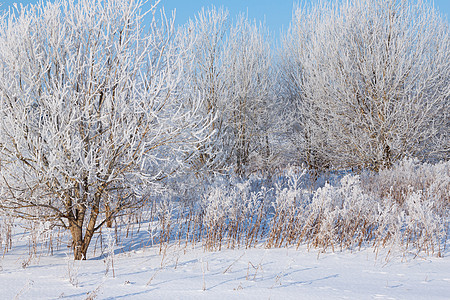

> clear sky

[{"left": 2, "top": 0, "right": 450, "bottom": 37}]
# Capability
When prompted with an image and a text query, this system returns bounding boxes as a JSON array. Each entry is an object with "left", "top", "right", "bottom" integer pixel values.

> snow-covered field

[
  {"left": 1, "top": 230, "right": 449, "bottom": 299},
  {"left": 1, "top": 161, "right": 448, "bottom": 299}
]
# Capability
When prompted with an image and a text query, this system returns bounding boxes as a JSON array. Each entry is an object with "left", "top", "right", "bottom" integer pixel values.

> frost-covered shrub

[
  {"left": 295, "top": 160, "right": 449, "bottom": 256},
  {"left": 402, "top": 190, "right": 448, "bottom": 256},
  {"left": 196, "top": 161, "right": 448, "bottom": 257},
  {"left": 202, "top": 186, "right": 234, "bottom": 250},
  {"left": 356, "top": 159, "right": 449, "bottom": 256},
  {"left": 301, "top": 175, "right": 377, "bottom": 251},
  {"left": 266, "top": 169, "right": 309, "bottom": 247},
  {"left": 362, "top": 159, "right": 450, "bottom": 205},
  {"left": 201, "top": 176, "right": 270, "bottom": 250}
]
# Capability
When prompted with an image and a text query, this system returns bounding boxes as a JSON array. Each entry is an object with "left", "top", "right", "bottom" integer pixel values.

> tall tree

[
  {"left": 182, "top": 8, "right": 273, "bottom": 176},
  {"left": 280, "top": 0, "right": 449, "bottom": 171},
  {"left": 0, "top": 0, "right": 210, "bottom": 260},
  {"left": 223, "top": 14, "right": 273, "bottom": 175},
  {"left": 180, "top": 7, "right": 229, "bottom": 175}
]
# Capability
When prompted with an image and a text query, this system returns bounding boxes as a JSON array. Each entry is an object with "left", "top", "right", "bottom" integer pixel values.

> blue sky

[
  {"left": 2, "top": 0, "right": 450, "bottom": 37},
  {"left": 156, "top": 0, "right": 450, "bottom": 35},
  {"left": 159, "top": 0, "right": 295, "bottom": 34}
]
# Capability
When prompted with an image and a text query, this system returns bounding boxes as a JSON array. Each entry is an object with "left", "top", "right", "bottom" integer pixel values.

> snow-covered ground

[
  {"left": 1, "top": 161, "right": 449, "bottom": 299},
  {"left": 1, "top": 234, "right": 449, "bottom": 299}
]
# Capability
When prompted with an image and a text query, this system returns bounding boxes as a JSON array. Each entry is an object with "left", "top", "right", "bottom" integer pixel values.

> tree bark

[
  {"left": 70, "top": 222, "right": 85, "bottom": 260},
  {"left": 106, "top": 204, "right": 113, "bottom": 228}
]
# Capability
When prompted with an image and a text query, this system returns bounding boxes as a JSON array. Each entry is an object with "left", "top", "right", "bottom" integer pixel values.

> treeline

[
  {"left": 0, "top": 0, "right": 448, "bottom": 259},
  {"left": 184, "top": 0, "right": 449, "bottom": 175}
]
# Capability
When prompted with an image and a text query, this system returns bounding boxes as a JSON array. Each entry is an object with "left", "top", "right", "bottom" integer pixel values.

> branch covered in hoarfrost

[{"left": 0, "top": 0, "right": 212, "bottom": 259}]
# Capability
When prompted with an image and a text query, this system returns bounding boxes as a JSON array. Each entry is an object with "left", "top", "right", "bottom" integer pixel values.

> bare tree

[
  {"left": 0, "top": 0, "right": 210, "bottom": 259},
  {"left": 280, "top": 0, "right": 449, "bottom": 171}
]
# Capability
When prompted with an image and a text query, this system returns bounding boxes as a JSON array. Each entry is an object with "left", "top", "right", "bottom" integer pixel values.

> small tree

[
  {"left": 0, "top": 0, "right": 210, "bottom": 259},
  {"left": 281, "top": 0, "right": 449, "bottom": 171}
]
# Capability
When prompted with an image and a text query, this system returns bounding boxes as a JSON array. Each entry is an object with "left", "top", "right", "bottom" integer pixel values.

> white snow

[{"left": 1, "top": 232, "right": 449, "bottom": 299}]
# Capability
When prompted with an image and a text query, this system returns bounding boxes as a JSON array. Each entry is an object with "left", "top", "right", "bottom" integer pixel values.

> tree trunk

[
  {"left": 106, "top": 204, "right": 113, "bottom": 228},
  {"left": 80, "top": 201, "right": 100, "bottom": 260},
  {"left": 68, "top": 201, "right": 101, "bottom": 260},
  {"left": 70, "top": 222, "right": 85, "bottom": 260}
]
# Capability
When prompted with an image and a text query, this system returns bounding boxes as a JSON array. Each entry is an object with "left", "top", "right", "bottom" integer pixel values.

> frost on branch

[
  {"left": 0, "top": 0, "right": 212, "bottom": 260},
  {"left": 180, "top": 7, "right": 273, "bottom": 177},
  {"left": 279, "top": 0, "right": 450, "bottom": 171}
]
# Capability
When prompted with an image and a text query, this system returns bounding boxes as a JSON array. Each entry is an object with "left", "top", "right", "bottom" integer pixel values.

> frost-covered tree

[
  {"left": 180, "top": 7, "right": 229, "bottom": 175},
  {"left": 182, "top": 7, "right": 273, "bottom": 176},
  {"left": 281, "top": 0, "right": 450, "bottom": 171},
  {"left": 222, "top": 14, "right": 273, "bottom": 175},
  {"left": 0, "top": 0, "right": 210, "bottom": 259}
]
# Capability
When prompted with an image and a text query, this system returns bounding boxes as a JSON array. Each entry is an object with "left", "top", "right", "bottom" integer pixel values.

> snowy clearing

[{"left": 1, "top": 236, "right": 449, "bottom": 299}]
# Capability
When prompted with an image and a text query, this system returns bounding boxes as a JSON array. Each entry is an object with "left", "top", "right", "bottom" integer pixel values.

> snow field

[{"left": 1, "top": 240, "right": 449, "bottom": 299}]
